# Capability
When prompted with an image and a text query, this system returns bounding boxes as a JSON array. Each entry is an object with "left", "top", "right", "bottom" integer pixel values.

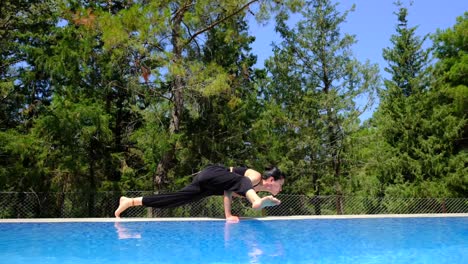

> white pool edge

[{"left": 0, "top": 213, "right": 467, "bottom": 223}]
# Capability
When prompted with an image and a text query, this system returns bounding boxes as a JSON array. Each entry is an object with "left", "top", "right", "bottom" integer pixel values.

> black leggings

[{"left": 141, "top": 166, "right": 224, "bottom": 208}]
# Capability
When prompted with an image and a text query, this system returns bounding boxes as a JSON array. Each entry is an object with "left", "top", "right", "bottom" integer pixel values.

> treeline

[{"left": 0, "top": 0, "right": 466, "bottom": 203}]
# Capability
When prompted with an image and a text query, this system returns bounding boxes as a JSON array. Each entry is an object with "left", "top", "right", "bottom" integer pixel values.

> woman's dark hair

[{"left": 262, "top": 167, "right": 285, "bottom": 181}]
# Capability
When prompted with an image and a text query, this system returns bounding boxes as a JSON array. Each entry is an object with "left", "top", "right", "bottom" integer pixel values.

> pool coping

[{"left": 0, "top": 213, "right": 467, "bottom": 223}]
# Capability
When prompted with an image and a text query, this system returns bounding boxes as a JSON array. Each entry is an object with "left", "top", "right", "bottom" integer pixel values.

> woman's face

[{"left": 268, "top": 178, "right": 284, "bottom": 195}]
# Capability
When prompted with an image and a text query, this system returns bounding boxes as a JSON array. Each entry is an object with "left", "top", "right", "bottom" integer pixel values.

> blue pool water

[{"left": 0, "top": 217, "right": 466, "bottom": 264}]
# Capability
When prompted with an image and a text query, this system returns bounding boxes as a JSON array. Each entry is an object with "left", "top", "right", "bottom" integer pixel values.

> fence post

[
  {"left": 311, "top": 196, "right": 322, "bottom": 215},
  {"left": 336, "top": 195, "right": 344, "bottom": 215},
  {"left": 441, "top": 198, "right": 447, "bottom": 213}
]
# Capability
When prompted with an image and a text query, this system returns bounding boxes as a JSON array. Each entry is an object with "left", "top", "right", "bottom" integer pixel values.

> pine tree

[
  {"left": 371, "top": 5, "right": 466, "bottom": 198},
  {"left": 261, "top": 0, "right": 379, "bottom": 213},
  {"left": 182, "top": 16, "right": 261, "bottom": 168},
  {"left": 431, "top": 13, "right": 468, "bottom": 197},
  {"left": 0, "top": 0, "right": 58, "bottom": 194},
  {"left": 124, "top": 0, "right": 301, "bottom": 191},
  {"left": 0, "top": 0, "right": 58, "bottom": 131},
  {"left": 376, "top": 4, "right": 431, "bottom": 188},
  {"left": 432, "top": 12, "right": 468, "bottom": 152}
]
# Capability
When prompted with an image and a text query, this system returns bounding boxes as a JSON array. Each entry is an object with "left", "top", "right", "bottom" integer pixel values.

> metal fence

[{"left": 0, "top": 192, "right": 467, "bottom": 219}]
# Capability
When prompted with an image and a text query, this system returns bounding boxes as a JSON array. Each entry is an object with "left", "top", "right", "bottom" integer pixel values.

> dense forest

[{"left": 1, "top": 0, "right": 466, "bottom": 203}]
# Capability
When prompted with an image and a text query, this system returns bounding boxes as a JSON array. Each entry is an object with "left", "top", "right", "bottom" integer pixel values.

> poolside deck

[{"left": 1, "top": 213, "right": 467, "bottom": 223}]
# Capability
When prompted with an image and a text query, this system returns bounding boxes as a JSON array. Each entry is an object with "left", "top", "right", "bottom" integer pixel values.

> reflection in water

[
  {"left": 224, "top": 221, "right": 284, "bottom": 264},
  {"left": 112, "top": 220, "right": 285, "bottom": 263},
  {"left": 114, "top": 222, "right": 141, "bottom": 240}
]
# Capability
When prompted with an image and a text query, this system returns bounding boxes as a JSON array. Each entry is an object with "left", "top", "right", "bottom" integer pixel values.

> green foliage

[
  {"left": 360, "top": 5, "right": 467, "bottom": 198},
  {"left": 432, "top": 12, "right": 468, "bottom": 150},
  {"left": 431, "top": 12, "right": 468, "bottom": 196},
  {"left": 0, "top": 130, "right": 48, "bottom": 192},
  {"left": 180, "top": 15, "right": 262, "bottom": 171},
  {"left": 382, "top": 6, "right": 431, "bottom": 97},
  {"left": 261, "top": 0, "right": 379, "bottom": 197},
  {"left": 0, "top": 0, "right": 58, "bottom": 130},
  {"left": 0, "top": 0, "right": 465, "bottom": 207},
  {"left": 32, "top": 95, "right": 113, "bottom": 191}
]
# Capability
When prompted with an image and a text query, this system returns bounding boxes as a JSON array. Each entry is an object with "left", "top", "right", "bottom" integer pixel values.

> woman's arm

[
  {"left": 230, "top": 167, "right": 262, "bottom": 186},
  {"left": 245, "top": 189, "right": 281, "bottom": 210},
  {"left": 223, "top": 191, "right": 239, "bottom": 222},
  {"left": 244, "top": 169, "right": 262, "bottom": 186}
]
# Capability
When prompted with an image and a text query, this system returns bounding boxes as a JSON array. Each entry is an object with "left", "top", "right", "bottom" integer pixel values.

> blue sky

[{"left": 247, "top": 0, "right": 467, "bottom": 120}]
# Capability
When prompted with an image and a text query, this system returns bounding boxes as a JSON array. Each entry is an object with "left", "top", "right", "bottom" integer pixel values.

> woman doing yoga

[{"left": 114, "top": 165, "right": 285, "bottom": 222}]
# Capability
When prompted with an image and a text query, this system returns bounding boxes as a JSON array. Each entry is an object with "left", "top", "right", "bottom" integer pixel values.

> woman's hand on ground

[{"left": 226, "top": 215, "right": 240, "bottom": 223}]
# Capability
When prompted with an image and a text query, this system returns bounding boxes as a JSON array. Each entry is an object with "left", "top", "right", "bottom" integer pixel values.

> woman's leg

[
  {"left": 115, "top": 179, "right": 209, "bottom": 218},
  {"left": 141, "top": 183, "right": 208, "bottom": 208}
]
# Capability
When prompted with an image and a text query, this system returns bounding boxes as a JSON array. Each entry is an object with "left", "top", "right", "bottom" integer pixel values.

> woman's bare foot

[{"left": 115, "top": 196, "right": 134, "bottom": 218}]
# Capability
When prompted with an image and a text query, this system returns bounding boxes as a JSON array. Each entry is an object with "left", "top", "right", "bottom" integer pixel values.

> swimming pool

[{"left": 0, "top": 216, "right": 466, "bottom": 264}]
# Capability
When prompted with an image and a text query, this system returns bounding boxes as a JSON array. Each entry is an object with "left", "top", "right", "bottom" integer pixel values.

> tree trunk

[
  {"left": 88, "top": 153, "right": 96, "bottom": 217},
  {"left": 312, "top": 169, "right": 322, "bottom": 215},
  {"left": 153, "top": 8, "right": 184, "bottom": 191},
  {"left": 323, "top": 74, "right": 343, "bottom": 215},
  {"left": 332, "top": 132, "right": 344, "bottom": 215}
]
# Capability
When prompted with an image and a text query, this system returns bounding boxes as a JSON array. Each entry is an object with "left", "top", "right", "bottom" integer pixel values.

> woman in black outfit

[{"left": 114, "top": 165, "right": 285, "bottom": 222}]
